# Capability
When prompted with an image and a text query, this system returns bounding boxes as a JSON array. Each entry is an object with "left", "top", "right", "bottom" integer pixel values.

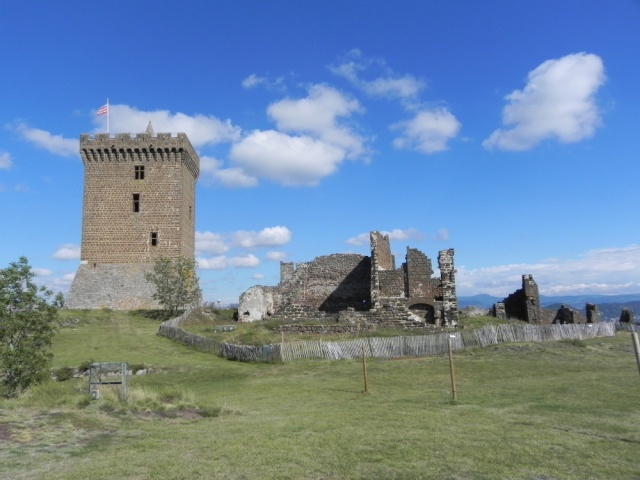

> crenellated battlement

[{"left": 79, "top": 132, "right": 199, "bottom": 179}]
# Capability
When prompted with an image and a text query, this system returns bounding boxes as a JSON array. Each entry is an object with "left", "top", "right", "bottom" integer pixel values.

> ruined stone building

[
  {"left": 65, "top": 126, "right": 199, "bottom": 309},
  {"left": 491, "top": 275, "right": 542, "bottom": 324},
  {"left": 239, "top": 231, "right": 459, "bottom": 327},
  {"left": 491, "top": 275, "right": 594, "bottom": 324}
]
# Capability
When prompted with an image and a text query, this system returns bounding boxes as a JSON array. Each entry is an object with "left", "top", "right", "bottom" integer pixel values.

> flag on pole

[{"left": 96, "top": 104, "right": 109, "bottom": 116}]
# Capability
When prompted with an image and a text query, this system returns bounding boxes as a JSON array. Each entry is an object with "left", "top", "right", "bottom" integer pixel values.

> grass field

[{"left": 1, "top": 310, "right": 639, "bottom": 479}]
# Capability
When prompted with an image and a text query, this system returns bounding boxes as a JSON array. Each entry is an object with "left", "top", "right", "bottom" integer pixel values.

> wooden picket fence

[{"left": 158, "top": 312, "right": 619, "bottom": 363}]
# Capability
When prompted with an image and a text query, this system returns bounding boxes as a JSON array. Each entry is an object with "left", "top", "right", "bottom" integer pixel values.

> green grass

[{"left": 1, "top": 311, "right": 639, "bottom": 479}]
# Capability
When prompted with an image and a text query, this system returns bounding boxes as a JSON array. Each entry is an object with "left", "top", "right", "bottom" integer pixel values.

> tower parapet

[{"left": 79, "top": 132, "right": 199, "bottom": 179}]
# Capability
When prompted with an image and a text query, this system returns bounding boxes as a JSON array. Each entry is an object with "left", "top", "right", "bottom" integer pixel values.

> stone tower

[{"left": 65, "top": 127, "right": 200, "bottom": 309}]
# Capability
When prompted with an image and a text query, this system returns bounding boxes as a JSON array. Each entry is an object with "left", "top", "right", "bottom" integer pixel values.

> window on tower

[
  {"left": 150, "top": 232, "right": 158, "bottom": 247},
  {"left": 135, "top": 165, "right": 145, "bottom": 180},
  {"left": 133, "top": 193, "right": 140, "bottom": 212}
]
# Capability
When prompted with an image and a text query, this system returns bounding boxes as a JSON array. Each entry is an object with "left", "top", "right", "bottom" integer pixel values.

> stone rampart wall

[{"left": 65, "top": 263, "right": 160, "bottom": 310}]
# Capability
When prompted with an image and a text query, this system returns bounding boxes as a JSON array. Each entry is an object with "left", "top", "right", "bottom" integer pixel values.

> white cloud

[
  {"left": 435, "top": 228, "right": 449, "bottom": 242},
  {"left": 242, "top": 73, "right": 285, "bottom": 90},
  {"left": 53, "top": 244, "right": 81, "bottom": 260},
  {"left": 195, "top": 231, "right": 230, "bottom": 255},
  {"left": 457, "top": 244, "right": 640, "bottom": 296},
  {"left": 242, "top": 74, "right": 264, "bottom": 89},
  {"left": 330, "top": 50, "right": 424, "bottom": 101},
  {"left": 384, "top": 228, "right": 425, "bottom": 242},
  {"left": 197, "top": 254, "right": 260, "bottom": 270},
  {"left": 34, "top": 271, "right": 75, "bottom": 295},
  {"left": 267, "top": 84, "right": 366, "bottom": 159},
  {"left": 196, "top": 256, "right": 228, "bottom": 270},
  {"left": 91, "top": 104, "right": 241, "bottom": 148},
  {"left": 232, "top": 226, "right": 292, "bottom": 249},
  {"left": 33, "top": 268, "right": 53, "bottom": 277},
  {"left": 196, "top": 227, "right": 292, "bottom": 257},
  {"left": 229, "top": 254, "right": 260, "bottom": 268},
  {"left": 0, "top": 152, "right": 12, "bottom": 169},
  {"left": 266, "top": 251, "right": 287, "bottom": 261},
  {"left": 346, "top": 228, "right": 424, "bottom": 246},
  {"left": 200, "top": 156, "right": 258, "bottom": 188},
  {"left": 345, "top": 232, "right": 370, "bottom": 246},
  {"left": 253, "top": 273, "right": 265, "bottom": 280},
  {"left": 13, "top": 123, "right": 78, "bottom": 157},
  {"left": 392, "top": 108, "right": 461, "bottom": 154},
  {"left": 57, "top": 272, "right": 76, "bottom": 286},
  {"left": 483, "top": 52, "right": 606, "bottom": 151},
  {"left": 230, "top": 130, "right": 345, "bottom": 186}
]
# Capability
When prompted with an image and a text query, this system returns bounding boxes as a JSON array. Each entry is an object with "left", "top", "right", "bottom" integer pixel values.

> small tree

[
  {"left": 145, "top": 256, "right": 201, "bottom": 316},
  {"left": 0, "top": 257, "right": 62, "bottom": 398}
]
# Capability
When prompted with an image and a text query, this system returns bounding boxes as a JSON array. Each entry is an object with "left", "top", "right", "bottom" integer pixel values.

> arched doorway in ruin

[{"left": 408, "top": 302, "right": 436, "bottom": 324}]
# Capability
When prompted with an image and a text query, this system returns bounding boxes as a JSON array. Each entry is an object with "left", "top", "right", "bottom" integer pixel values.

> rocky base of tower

[{"left": 65, "top": 263, "right": 161, "bottom": 310}]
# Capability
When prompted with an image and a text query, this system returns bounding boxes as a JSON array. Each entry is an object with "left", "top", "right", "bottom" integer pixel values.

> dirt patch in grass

[{"left": 0, "top": 409, "right": 116, "bottom": 454}]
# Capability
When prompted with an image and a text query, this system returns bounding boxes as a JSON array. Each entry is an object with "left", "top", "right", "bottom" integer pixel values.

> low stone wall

[
  {"left": 273, "top": 303, "right": 440, "bottom": 331},
  {"left": 275, "top": 324, "right": 376, "bottom": 335},
  {"left": 276, "top": 304, "right": 340, "bottom": 323}
]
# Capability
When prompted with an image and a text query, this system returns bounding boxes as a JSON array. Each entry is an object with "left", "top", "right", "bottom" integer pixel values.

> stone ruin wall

[
  {"left": 236, "top": 254, "right": 372, "bottom": 321},
  {"left": 438, "top": 249, "right": 459, "bottom": 325},
  {"left": 369, "top": 231, "right": 392, "bottom": 308},
  {"left": 278, "top": 254, "right": 371, "bottom": 312},
  {"left": 491, "top": 274, "right": 596, "bottom": 324},
  {"left": 405, "top": 248, "right": 434, "bottom": 299},
  {"left": 378, "top": 270, "right": 405, "bottom": 299},
  {"left": 275, "top": 303, "right": 442, "bottom": 334},
  {"left": 237, "top": 230, "right": 459, "bottom": 327},
  {"left": 493, "top": 274, "right": 542, "bottom": 324}
]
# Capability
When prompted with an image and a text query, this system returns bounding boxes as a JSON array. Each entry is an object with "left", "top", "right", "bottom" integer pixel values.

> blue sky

[{"left": 1, "top": 0, "right": 639, "bottom": 304}]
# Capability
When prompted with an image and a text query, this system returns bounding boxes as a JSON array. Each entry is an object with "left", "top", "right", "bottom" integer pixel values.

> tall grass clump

[{"left": 98, "top": 385, "right": 205, "bottom": 417}]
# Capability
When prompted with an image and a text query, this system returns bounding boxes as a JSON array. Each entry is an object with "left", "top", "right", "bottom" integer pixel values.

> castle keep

[
  {"left": 238, "top": 231, "right": 459, "bottom": 328},
  {"left": 65, "top": 127, "right": 199, "bottom": 309}
]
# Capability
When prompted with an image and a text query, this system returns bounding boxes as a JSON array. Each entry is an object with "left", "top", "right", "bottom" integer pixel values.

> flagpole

[{"left": 107, "top": 98, "right": 110, "bottom": 134}]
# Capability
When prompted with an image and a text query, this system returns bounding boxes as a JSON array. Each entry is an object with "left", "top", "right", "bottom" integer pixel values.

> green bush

[
  {"left": 55, "top": 367, "right": 75, "bottom": 382},
  {"left": 76, "top": 360, "right": 94, "bottom": 374}
]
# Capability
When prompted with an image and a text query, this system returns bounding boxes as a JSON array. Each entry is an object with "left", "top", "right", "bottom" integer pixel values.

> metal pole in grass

[
  {"left": 631, "top": 332, "right": 640, "bottom": 378},
  {"left": 361, "top": 344, "right": 369, "bottom": 393},
  {"left": 448, "top": 334, "right": 457, "bottom": 402}
]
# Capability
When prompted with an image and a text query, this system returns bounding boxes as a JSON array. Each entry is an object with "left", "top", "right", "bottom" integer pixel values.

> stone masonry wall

[
  {"left": 78, "top": 133, "right": 198, "bottom": 264},
  {"left": 405, "top": 247, "right": 434, "bottom": 299},
  {"left": 65, "top": 263, "right": 161, "bottom": 310},
  {"left": 273, "top": 304, "right": 445, "bottom": 332},
  {"left": 378, "top": 270, "right": 405, "bottom": 298},
  {"left": 238, "top": 230, "right": 459, "bottom": 327},
  {"left": 275, "top": 254, "right": 371, "bottom": 312},
  {"left": 371, "top": 231, "right": 394, "bottom": 270},
  {"left": 497, "top": 274, "right": 542, "bottom": 324},
  {"left": 438, "top": 249, "right": 459, "bottom": 325}
]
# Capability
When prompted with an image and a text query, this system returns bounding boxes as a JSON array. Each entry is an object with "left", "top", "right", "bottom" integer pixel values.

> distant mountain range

[{"left": 458, "top": 293, "right": 640, "bottom": 321}]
